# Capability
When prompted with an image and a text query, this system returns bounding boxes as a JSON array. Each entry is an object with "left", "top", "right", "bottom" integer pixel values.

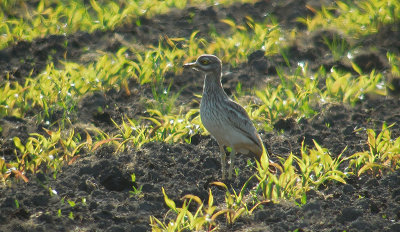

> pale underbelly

[{"left": 200, "top": 111, "right": 254, "bottom": 154}]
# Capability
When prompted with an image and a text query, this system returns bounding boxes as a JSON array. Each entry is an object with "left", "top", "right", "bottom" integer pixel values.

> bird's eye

[{"left": 200, "top": 59, "right": 210, "bottom": 65}]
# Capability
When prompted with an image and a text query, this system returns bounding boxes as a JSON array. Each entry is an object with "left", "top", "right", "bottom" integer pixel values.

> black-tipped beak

[{"left": 183, "top": 62, "right": 197, "bottom": 69}]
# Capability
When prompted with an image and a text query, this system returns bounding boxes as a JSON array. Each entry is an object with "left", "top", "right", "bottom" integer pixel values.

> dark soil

[{"left": 1, "top": 0, "right": 400, "bottom": 231}]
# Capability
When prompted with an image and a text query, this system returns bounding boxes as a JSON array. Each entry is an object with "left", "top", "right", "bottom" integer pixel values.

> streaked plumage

[{"left": 184, "top": 54, "right": 266, "bottom": 180}]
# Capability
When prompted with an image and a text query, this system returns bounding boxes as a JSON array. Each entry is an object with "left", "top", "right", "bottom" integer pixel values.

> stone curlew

[{"left": 184, "top": 54, "right": 269, "bottom": 180}]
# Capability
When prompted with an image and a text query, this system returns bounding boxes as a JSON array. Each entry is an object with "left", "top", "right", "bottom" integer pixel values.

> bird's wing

[{"left": 223, "top": 98, "right": 263, "bottom": 149}]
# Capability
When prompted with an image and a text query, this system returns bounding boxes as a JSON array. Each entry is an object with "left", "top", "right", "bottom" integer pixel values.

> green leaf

[
  {"left": 162, "top": 187, "right": 176, "bottom": 212},
  {"left": 13, "top": 137, "right": 25, "bottom": 153},
  {"left": 208, "top": 188, "right": 214, "bottom": 207},
  {"left": 68, "top": 200, "right": 76, "bottom": 207},
  {"left": 301, "top": 193, "right": 307, "bottom": 205},
  {"left": 351, "top": 62, "right": 363, "bottom": 75},
  {"left": 211, "top": 181, "right": 228, "bottom": 190},
  {"left": 37, "top": 0, "right": 45, "bottom": 13},
  {"left": 327, "top": 175, "right": 346, "bottom": 184},
  {"left": 220, "top": 19, "right": 236, "bottom": 28},
  {"left": 357, "top": 163, "right": 383, "bottom": 176}
]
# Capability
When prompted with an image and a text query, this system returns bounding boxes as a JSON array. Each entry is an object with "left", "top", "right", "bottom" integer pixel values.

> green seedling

[
  {"left": 14, "top": 199, "right": 19, "bottom": 209},
  {"left": 347, "top": 123, "right": 400, "bottom": 176},
  {"left": 324, "top": 65, "right": 384, "bottom": 105},
  {"left": 7, "top": 127, "right": 92, "bottom": 182},
  {"left": 322, "top": 35, "right": 351, "bottom": 61},
  {"left": 295, "top": 140, "right": 347, "bottom": 189},
  {"left": 67, "top": 200, "right": 76, "bottom": 207},
  {"left": 151, "top": 177, "right": 271, "bottom": 231},
  {"left": 387, "top": 52, "right": 400, "bottom": 77},
  {"left": 129, "top": 173, "right": 143, "bottom": 198},
  {"left": 150, "top": 187, "right": 220, "bottom": 231},
  {"left": 151, "top": 183, "right": 264, "bottom": 231},
  {"left": 254, "top": 65, "right": 318, "bottom": 125},
  {"left": 142, "top": 108, "right": 203, "bottom": 144},
  {"left": 256, "top": 140, "right": 346, "bottom": 201},
  {"left": 211, "top": 179, "right": 270, "bottom": 225},
  {"left": 112, "top": 116, "right": 148, "bottom": 152}
]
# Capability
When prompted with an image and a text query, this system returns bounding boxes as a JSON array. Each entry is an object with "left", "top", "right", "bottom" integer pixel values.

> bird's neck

[{"left": 203, "top": 71, "right": 226, "bottom": 96}]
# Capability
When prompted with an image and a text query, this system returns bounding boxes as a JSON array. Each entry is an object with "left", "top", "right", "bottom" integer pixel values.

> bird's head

[{"left": 183, "top": 54, "right": 222, "bottom": 74}]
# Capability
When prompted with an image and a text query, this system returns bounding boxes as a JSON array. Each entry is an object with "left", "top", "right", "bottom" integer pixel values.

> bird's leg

[
  {"left": 228, "top": 148, "right": 236, "bottom": 180},
  {"left": 219, "top": 145, "right": 226, "bottom": 180}
]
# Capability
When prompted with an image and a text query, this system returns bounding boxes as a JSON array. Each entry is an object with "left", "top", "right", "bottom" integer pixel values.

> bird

[{"left": 184, "top": 54, "right": 270, "bottom": 180}]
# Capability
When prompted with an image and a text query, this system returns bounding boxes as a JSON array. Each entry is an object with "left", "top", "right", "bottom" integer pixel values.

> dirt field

[{"left": 1, "top": 0, "right": 400, "bottom": 231}]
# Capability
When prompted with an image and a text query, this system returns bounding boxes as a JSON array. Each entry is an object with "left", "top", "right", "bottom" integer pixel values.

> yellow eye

[{"left": 200, "top": 59, "right": 210, "bottom": 65}]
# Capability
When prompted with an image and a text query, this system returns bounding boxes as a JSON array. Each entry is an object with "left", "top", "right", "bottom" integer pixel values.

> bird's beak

[{"left": 183, "top": 62, "right": 198, "bottom": 69}]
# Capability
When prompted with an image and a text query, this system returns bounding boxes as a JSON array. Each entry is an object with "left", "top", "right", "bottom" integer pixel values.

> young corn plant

[
  {"left": 322, "top": 34, "right": 351, "bottom": 61},
  {"left": 129, "top": 173, "right": 143, "bottom": 198},
  {"left": 387, "top": 52, "right": 400, "bottom": 77},
  {"left": 0, "top": 81, "right": 31, "bottom": 118},
  {"left": 208, "top": 16, "right": 286, "bottom": 66},
  {"left": 254, "top": 65, "right": 318, "bottom": 126},
  {"left": 347, "top": 123, "right": 400, "bottom": 176},
  {"left": 295, "top": 140, "right": 347, "bottom": 191},
  {"left": 210, "top": 180, "right": 270, "bottom": 225},
  {"left": 12, "top": 132, "right": 62, "bottom": 178},
  {"left": 256, "top": 152, "right": 299, "bottom": 201},
  {"left": 151, "top": 177, "right": 269, "bottom": 231},
  {"left": 256, "top": 141, "right": 346, "bottom": 202},
  {"left": 150, "top": 83, "right": 181, "bottom": 115},
  {"left": 150, "top": 187, "right": 222, "bottom": 231},
  {"left": 111, "top": 116, "right": 149, "bottom": 152},
  {"left": 142, "top": 108, "right": 203, "bottom": 144},
  {"left": 7, "top": 127, "right": 93, "bottom": 182},
  {"left": 324, "top": 64, "right": 384, "bottom": 104}
]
